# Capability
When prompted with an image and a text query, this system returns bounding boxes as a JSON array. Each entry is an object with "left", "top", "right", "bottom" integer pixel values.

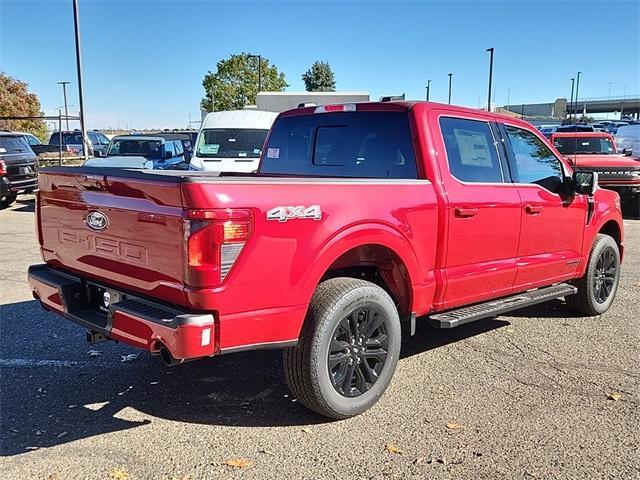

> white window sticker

[
  {"left": 228, "top": 138, "right": 236, "bottom": 142},
  {"left": 201, "top": 144, "right": 219, "bottom": 154},
  {"left": 238, "top": 152, "right": 247, "bottom": 157},
  {"left": 0, "top": 148, "right": 6, "bottom": 153},
  {"left": 267, "top": 147, "right": 280, "bottom": 159}
]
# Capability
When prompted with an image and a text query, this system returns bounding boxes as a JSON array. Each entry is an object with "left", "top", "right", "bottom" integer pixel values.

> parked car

[
  {"left": 190, "top": 110, "right": 278, "bottom": 173},
  {"left": 28, "top": 101, "right": 623, "bottom": 418},
  {"left": 104, "top": 135, "right": 187, "bottom": 169},
  {"left": 615, "top": 124, "right": 640, "bottom": 154},
  {"left": 0, "top": 132, "right": 38, "bottom": 209},
  {"left": 551, "top": 131, "right": 640, "bottom": 217},
  {"left": 537, "top": 125, "right": 559, "bottom": 139},
  {"left": 141, "top": 133, "right": 194, "bottom": 163},
  {"left": 49, "top": 130, "right": 111, "bottom": 157},
  {"left": 605, "top": 122, "right": 630, "bottom": 135}
]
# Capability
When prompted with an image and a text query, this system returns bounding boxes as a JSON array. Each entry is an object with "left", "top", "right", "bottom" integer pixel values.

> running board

[{"left": 427, "top": 283, "right": 577, "bottom": 329}]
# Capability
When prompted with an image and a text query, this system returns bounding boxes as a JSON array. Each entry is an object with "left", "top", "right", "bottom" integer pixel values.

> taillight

[
  {"left": 0, "top": 159, "right": 6, "bottom": 176},
  {"left": 184, "top": 209, "right": 252, "bottom": 287}
]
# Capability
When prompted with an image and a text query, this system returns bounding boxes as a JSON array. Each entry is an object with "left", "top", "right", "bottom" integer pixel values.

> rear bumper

[{"left": 28, "top": 264, "right": 216, "bottom": 360}]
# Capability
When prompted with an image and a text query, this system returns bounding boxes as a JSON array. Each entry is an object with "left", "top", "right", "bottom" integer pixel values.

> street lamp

[
  {"left": 247, "top": 54, "right": 262, "bottom": 93},
  {"left": 426, "top": 80, "right": 431, "bottom": 101},
  {"left": 72, "top": 0, "right": 89, "bottom": 160},
  {"left": 575, "top": 71, "right": 582, "bottom": 120},
  {"left": 507, "top": 87, "right": 515, "bottom": 112},
  {"left": 57, "top": 81, "right": 70, "bottom": 130},
  {"left": 569, "top": 77, "right": 575, "bottom": 121},
  {"left": 486, "top": 47, "right": 494, "bottom": 111},
  {"left": 448, "top": 73, "right": 453, "bottom": 105}
]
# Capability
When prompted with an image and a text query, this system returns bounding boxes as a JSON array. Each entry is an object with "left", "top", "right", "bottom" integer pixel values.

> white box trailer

[{"left": 255, "top": 91, "right": 370, "bottom": 113}]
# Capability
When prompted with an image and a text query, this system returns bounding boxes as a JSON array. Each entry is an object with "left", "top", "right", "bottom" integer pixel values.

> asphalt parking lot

[{"left": 1, "top": 196, "right": 638, "bottom": 480}]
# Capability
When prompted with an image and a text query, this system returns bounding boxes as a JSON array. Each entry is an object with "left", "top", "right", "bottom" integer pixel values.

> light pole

[
  {"left": 575, "top": 71, "right": 582, "bottom": 121},
  {"left": 247, "top": 54, "right": 262, "bottom": 93},
  {"left": 608, "top": 82, "right": 613, "bottom": 99},
  {"left": 448, "top": 73, "right": 453, "bottom": 105},
  {"left": 57, "top": 81, "right": 70, "bottom": 130},
  {"left": 569, "top": 77, "right": 575, "bottom": 122},
  {"left": 72, "top": 0, "right": 89, "bottom": 160},
  {"left": 486, "top": 47, "right": 494, "bottom": 111},
  {"left": 426, "top": 80, "right": 431, "bottom": 101},
  {"left": 507, "top": 87, "right": 515, "bottom": 112}
]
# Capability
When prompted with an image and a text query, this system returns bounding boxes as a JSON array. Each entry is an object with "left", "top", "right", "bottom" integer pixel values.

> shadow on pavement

[
  {"left": 9, "top": 198, "right": 35, "bottom": 213},
  {"left": 0, "top": 298, "right": 513, "bottom": 456}
]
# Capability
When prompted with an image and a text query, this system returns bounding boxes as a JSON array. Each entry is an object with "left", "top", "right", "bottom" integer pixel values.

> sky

[{"left": 1, "top": 0, "right": 639, "bottom": 129}]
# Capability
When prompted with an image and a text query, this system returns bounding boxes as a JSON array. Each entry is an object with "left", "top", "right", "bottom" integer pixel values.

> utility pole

[
  {"left": 72, "top": 0, "right": 89, "bottom": 160},
  {"left": 426, "top": 80, "right": 431, "bottom": 101},
  {"left": 486, "top": 47, "right": 494, "bottom": 112},
  {"left": 575, "top": 71, "right": 582, "bottom": 121},
  {"left": 448, "top": 73, "right": 453, "bottom": 105},
  {"left": 569, "top": 77, "right": 575, "bottom": 122},
  {"left": 57, "top": 81, "right": 70, "bottom": 130}
]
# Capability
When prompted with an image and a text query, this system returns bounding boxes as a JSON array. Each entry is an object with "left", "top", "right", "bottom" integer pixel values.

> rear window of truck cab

[{"left": 260, "top": 111, "right": 418, "bottom": 179}]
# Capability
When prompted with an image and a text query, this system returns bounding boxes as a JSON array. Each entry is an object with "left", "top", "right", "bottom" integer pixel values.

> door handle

[
  {"left": 455, "top": 207, "right": 478, "bottom": 218},
  {"left": 525, "top": 204, "right": 543, "bottom": 215}
]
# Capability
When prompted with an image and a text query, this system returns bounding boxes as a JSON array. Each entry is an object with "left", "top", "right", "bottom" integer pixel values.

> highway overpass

[{"left": 502, "top": 96, "right": 640, "bottom": 119}]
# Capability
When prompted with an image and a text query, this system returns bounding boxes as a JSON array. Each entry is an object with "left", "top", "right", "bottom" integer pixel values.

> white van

[
  {"left": 615, "top": 124, "right": 640, "bottom": 154},
  {"left": 190, "top": 110, "right": 278, "bottom": 173}
]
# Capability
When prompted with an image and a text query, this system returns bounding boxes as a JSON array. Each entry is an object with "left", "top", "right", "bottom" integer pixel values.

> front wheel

[
  {"left": 283, "top": 277, "right": 401, "bottom": 419},
  {"left": 1, "top": 193, "right": 17, "bottom": 209},
  {"left": 566, "top": 234, "right": 620, "bottom": 316}
]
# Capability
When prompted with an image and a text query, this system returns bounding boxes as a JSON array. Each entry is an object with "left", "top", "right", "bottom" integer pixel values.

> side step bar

[{"left": 427, "top": 283, "right": 577, "bottom": 329}]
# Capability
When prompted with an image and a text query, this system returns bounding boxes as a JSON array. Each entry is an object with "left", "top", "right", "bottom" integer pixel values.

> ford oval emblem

[{"left": 86, "top": 211, "right": 109, "bottom": 230}]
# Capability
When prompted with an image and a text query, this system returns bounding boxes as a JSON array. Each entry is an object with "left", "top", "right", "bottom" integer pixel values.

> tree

[
  {"left": 0, "top": 72, "right": 48, "bottom": 140},
  {"left": 302, "top": 61, "right": 336, "bottom": 92},
  {"left": 201, "top": 53, "right": 288, "bottom": 112}
]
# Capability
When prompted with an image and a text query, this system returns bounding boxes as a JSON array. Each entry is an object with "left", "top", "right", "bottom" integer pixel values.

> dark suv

[
  {"left": 0, "top": 132, "right": 38, "bottom": 209},
  {"left": 49, "top": 130, "right": 111, "bottom": 157}
]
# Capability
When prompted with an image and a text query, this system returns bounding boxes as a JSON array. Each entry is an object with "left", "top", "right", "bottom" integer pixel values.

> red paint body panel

[{"left": 29, "top": 101, "right": 624, "bottom": 360}]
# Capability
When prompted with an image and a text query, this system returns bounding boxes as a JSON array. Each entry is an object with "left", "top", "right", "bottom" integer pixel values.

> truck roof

[{"left": 280, "top": 100, "right": 537, "bottom": 130}]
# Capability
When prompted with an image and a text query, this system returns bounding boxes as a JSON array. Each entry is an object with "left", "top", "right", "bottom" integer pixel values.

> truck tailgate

[{"left": 37, "top": 167, "right": 187, "bottom": 306}]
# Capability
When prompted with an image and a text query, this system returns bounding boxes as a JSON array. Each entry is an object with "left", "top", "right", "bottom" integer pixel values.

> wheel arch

[{"left": 301, "top": 224, "right": 422, "bottom": 317}]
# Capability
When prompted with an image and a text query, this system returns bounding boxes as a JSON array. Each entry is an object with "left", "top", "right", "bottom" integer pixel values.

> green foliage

[
  {"left": 0, "top": 72, "right": 48, "bottom": 140},
  {"left": 201, "top": 53, "right": 288, "bottom": 112},
  {"left": 302, "top": 61, "right": 336, "bottom": 92}
]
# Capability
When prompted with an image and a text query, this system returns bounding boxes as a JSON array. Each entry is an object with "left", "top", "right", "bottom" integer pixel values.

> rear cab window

[
  {"left": 260, "top": 111, "right": 418, "bottom": 178},
  {"left": 197, "top": 129, "right": 268, "bottom": 160}
]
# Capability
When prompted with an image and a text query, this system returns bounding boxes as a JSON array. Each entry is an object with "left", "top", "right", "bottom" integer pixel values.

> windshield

[
  {"left": 196, "top": 128, "right": 268, "bottom": 159},
  {"left": 553, "top": 136, "right": 615, "bottom": 155},
  {"left": 107, "top": 139, "right": 163, "bottom": 159},
  {"left": 0, "top": 135, "right": 31, "bottom": 154}
]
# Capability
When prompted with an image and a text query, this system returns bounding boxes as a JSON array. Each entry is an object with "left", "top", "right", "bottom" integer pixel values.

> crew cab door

[
  {"left": 434, "top": 114, "right": 521, "bottom": 309},
  {"left": 499, "top": 123, "right": 587, "bottom": 289}
]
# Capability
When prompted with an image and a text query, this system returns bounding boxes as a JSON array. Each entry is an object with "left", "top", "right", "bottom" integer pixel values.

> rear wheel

[
  {"left": 283, "top": 277, "right": 401, "bottom": 419},
  {"left": 566, "top": 234, "right": 620, "bottom": 315}
]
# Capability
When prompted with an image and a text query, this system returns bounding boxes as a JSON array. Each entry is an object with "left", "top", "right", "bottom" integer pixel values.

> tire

[
  {"left": 566, "top": 234, "right": 620, "bottom": 316},
  {"left": 0, "top": 193, "right": 17, "bottom": 209},
  {"left": 283, "top": 277, "right": 401, "bottom": 419}
]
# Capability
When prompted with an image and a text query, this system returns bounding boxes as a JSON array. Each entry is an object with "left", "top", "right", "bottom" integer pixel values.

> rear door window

[
  {"left": 439, "top": 117, "right": 504, "bottom": 183},
  {"left": 261, "top": 111, "right": 418, "bottom": 178}
]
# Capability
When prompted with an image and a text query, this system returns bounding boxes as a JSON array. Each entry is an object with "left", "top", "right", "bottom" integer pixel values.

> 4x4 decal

[{"left": 266, "top": 205, "right": 322, "bottom": 222}]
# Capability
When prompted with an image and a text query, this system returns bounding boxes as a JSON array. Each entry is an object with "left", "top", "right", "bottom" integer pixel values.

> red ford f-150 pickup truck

[
  {"left": 28, "top": 101, "right": 624, "bottom": 418},
  {"left": 551, "top": 131, "right": 640, "bottom": 217}
]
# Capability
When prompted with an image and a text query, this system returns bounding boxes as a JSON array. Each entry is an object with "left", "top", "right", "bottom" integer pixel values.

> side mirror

[
  {"left": 94, "top": 150, "right": 104, "bottom": 158},
  {"left": 573, "top": 171, "right": 598, "bottom": 196}
]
